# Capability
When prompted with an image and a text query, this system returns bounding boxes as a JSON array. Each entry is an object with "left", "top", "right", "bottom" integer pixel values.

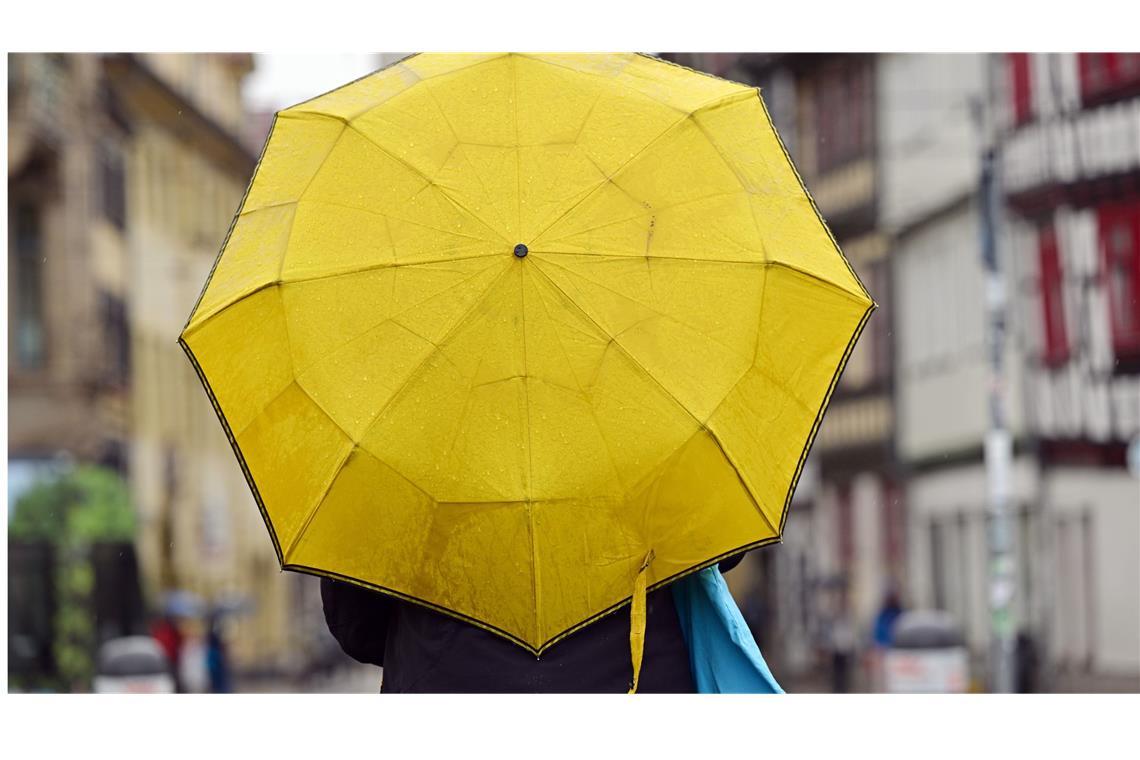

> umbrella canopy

[
  {"left": 160, "top": 590, "right": 206, "bottom": 618},
  {"left": 179, "top": 53, "right": 874, "bottom": 657}
]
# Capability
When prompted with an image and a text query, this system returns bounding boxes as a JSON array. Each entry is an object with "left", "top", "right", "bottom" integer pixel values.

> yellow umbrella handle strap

[{"left": 628, "top": 549, "right": 656, "bottom": 694}]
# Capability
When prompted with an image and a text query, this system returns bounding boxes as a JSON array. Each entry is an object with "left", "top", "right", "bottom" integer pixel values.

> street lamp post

[{"left": 979, "top": 144, "right": 1017, "bottom": 694}]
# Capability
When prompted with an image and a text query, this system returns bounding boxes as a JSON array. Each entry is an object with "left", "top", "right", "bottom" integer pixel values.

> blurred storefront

[{"left": 8, "top": 53, "right": 324, "bottom": 678}]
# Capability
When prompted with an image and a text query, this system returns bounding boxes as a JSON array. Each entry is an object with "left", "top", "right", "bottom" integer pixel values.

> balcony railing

[{"left": 1002, "top": 97, "right": 1140, "bottom": 200}]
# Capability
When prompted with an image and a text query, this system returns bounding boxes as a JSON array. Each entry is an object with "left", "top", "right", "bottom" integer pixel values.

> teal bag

[{"left": 671, "top": 566, "right": 785, "bottom": 694}]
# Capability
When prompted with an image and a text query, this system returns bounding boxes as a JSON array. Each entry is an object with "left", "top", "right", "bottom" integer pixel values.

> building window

[
  {"left": 100, "top": 290, "right": 131, "bottom": 387},
  {"left": 11, "top": 203, "right": 46, "bottom": 369},
  {"left": 1007, "top": 53, "right": 1033, "bottom": 127},
  {"left": 814, "top": 59, "right": 872, "bottom": 173},
  {"left": 1078, "top": 53, "right": 1140, "bottom": 106},
  {"left": 1098, "top": 201, "right": 1140, "bottom": 360},
  {"left": 97, "top": 143, "right": 127, "bottom": 230},
  {"left": 1038, "top": 222, "right": 1069, "bottom": 366}
]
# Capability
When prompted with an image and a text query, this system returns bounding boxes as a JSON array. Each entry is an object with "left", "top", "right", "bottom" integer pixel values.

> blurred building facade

[
  {"left": 996, "top": 53, "right": 1140, "bottom": 679},
  {"left": 8, "top": 53, "right": 324, "bottom": 675},
  {"left": 665, "top": 52, "right": 1140, "bottom": 690}
]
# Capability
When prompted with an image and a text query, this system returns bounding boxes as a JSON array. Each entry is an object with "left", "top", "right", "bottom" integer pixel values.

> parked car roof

[
  {"left": 891, "top": 610, "right": 966, "bottom": 649},
  {"left": 97, "top": 636, "right": 171, "bottom": 677}
]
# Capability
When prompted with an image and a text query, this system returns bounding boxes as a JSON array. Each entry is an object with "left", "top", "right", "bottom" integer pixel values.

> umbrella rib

[
  {"left": 314, "top": 53, "right": 511, "bottom": 126},
  {"left": 511, "top": 65, "right": 538, "bottom": 638},
  {"left": 281, "top": 439, "right": 356, "bottom": 564},
  {"left": 512, "top": 53, "right": 523, "bottom": 240},
  {"left": 320, "top": 114, "right": 510, "bottom": 245},
  {"left": 446, "top": 143, "right": 520, "bottom": 242},
  {"left": 239, "top": 197, "right": 494, "bottom": 245},
  {"left": 527, "top": 270, "right": 627, "bottom": 492},
  {"left": 184, "top": 253, "right": 502, "bottom": 341},
  {"left": 529, "top": 258, "right": 795, "bottom": 535},
  {"left": 294, "top": 197, "right": 497, "bottom": 244},
  {"left": 525, "top": 260, "right": 704, "bottom": 431},
  {"left": 531, "top": 255, "right": 757, "bottom": 369},
  {"left": 518, "top": 267, "right": 535, "bottom": 500},
  {"left": 281, "top": 251, "right": 501, "bottom": 287},
  {"left": 765, "top": 260, "right": 873, "bottom": 305},
  {"left": 289, "top": 262, "right": 499, "bottom": 386},
  {"left": 529, "top": 115, "right": 689, "bottom": 247},
  {"left": 519, "top": 53, "right": 717, "bottom": 119},
  {"left": 530, "top": 90, "right": 758, "bottom": 248},
  {"left": 355, "top": 262, "right": 516, "bottom": 450},
  {"left": 537, "top": 252, "right": 869, "bottom": 306},
  {"left": 536, "top": 189, "right": 752, "bottom": 245},
  {"left": 535, "top": 250, "right": 764, "bottom": 266}
]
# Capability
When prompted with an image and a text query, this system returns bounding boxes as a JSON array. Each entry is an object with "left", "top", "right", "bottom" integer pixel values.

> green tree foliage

[
  {"left": 10, "top": 466, "right": 136, "bottom": 543},
  {"left": 9, "top": 466, "right": 137, "bottom": 690}
]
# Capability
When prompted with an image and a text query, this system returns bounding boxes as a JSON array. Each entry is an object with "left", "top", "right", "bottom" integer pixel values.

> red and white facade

[{"left": 1000, "top": 53, "right": 1140, "bottom": 679}]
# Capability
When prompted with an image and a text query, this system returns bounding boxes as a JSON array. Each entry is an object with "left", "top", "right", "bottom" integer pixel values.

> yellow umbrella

[{"left": 179, "top": 53, "right": 874, "bottom": 685}]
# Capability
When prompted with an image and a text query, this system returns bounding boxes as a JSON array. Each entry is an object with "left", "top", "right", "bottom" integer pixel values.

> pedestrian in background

[
  {"left": 150, "top": 614, "right": 183, "bottom": 692},
  {"left": 205, "top": 614, "right": 232, "bottom": 693},
  {"left": 869, "top": 588, "right": 904, "bottom": 690}
]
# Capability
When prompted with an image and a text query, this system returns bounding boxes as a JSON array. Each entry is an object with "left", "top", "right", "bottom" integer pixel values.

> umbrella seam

[
  {"left": 526, "top": 271, "right": 628, "bottom": 492},
  {"left": 448, "top": 143, "right": 519, "bottom": 243},
  {"left": 183, "top": 253, "right": 502, "bottom": 339},
  {"left": 354, "top": 262, "right": 516, "bottom": 451},
  {"left": 521, "top": 53, "right": 753, "bottom": 118},
  {"left": 288, "top": 258, "right": 506, "bottom": 381},
  {"left": 281, "top": 443, "right": 357, "bottom": 564},
  {"left": 531, "top": 254, "right": 759, "bottom": 371},
  {"left": 238, "top": 197, "right": 495, "bottom": 245},
  {"left": 229, "top": 376, "right": 296, "bottom": 442},
  {"left": 704, "top": 428, "right": 780, "bottom": 536},
  {"left": 334, "top": 116, "right": 511, "bottom": 245},
  {"left": 287, "top": 119, "right": 348, "bottom": 220},
  {"left": 279, "top": 108, "right": 507, "bottom": 246},
  {"left": 754, "top": 90, "right": 876, "bottom": 307},
  {"left": 535, "top": 250, "right": 764, "bottom": 266},
  {"left": 518, "top": 265, "right": 541, "bottom": 643},
  {"left": 529, "top": 90, "right": 756, "bottom": 249},
  {"left": 525, "top": 259, "right": 707, "bottom": 432},
  {"left": 531, "top": 254, "right": 871, "bottom": 308},
  {"left": 293, "top": 54, "right": 512, "bottom": 127},
  {"left": 281, "top": 251, "right": 502, "bottom": 287},
  {"left": 512, "top": 53, "right": 523, "bottom": 239},
  {"left": 751, "top": 254, "right": 770, "bottom": 364},
  {"left": 537, "top": 188, "right": 773, "bottom": 247}
]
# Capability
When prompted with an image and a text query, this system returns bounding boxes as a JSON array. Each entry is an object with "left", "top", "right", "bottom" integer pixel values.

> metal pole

[{"left": 979, "top": 142, "right": 1017, "bottom": 694}]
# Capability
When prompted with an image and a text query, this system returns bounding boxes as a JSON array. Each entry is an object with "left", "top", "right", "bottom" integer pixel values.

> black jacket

[{"left": 320, "top": 554, "right": 742, "bottom": 693}]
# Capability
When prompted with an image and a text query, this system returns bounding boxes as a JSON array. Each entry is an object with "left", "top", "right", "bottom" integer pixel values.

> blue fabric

[
  {"left": 873, "top": 606, "right": 902, "bottom": 648},
  {"left": 671, "top": 566, "right": 784, "bottom": 694}
]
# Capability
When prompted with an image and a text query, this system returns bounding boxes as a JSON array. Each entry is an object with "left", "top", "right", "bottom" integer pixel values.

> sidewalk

[{"left": 234, "top": 663, "right": 381, "bottom": 694}]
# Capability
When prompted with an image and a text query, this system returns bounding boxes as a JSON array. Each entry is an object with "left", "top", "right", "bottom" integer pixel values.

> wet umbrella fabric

[{"left": 179, "top": 53, "right": 874, "bottom": 682}]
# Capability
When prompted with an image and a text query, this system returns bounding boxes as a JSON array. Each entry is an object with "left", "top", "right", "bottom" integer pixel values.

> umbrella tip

[{"left": 513, "top": 243, "right": 529, "bottom": 258}]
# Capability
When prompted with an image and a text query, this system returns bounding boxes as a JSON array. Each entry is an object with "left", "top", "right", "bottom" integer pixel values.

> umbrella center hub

[{"left": 513, "top": 243, "right": 529, "bottom": 258}]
